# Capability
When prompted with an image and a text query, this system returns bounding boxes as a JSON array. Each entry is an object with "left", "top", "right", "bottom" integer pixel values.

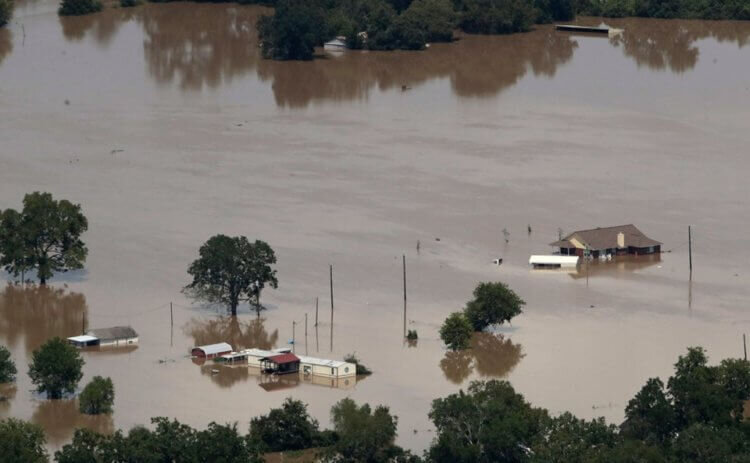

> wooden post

[
  {"left": 170, "top": 302, "right": 173, "bottom": 327},
  {"left": 688, "top": 225, "right": 693, "bottom": 276},
  {"left": 744, "top": 334, "right": 747, "bottom": 361},
  {"left": 305, "top": 313, "right": 308, "bottom": 355},
  {"left": 292, "top": 321, "right": 296, "bottom": 354},
  {"left": 315, "top": 297, "right": 319, "bottom": 327},
  {"left": 403, "top": 254, "right": 407, "bottom": 338}
]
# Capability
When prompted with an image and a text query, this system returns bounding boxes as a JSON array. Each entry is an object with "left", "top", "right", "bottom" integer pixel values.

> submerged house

[
  {"left": 68, "top": 326, "right": 138, "bottom": 348},
  {"left": 550, "top": 224, "right": 661, "bottom": 258},
  {"left": 191, "top": 342, "right": 233, "bottom": 360},
  {"left": 260, "top": 353, "right": 301, "bottom": 375}
]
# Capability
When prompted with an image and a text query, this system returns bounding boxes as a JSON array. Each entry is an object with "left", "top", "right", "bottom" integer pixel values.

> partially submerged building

[
  {"left": 550, "top": 224, "right": 661, "bottom": 258},
  {"left": 260, "top": 353, "right": 301, "bottom": 375},
  {"left": 529, "top": 255, "right": 580, "bottom": 269},
  {"left": 191, "top": 342, "right": 233, "bottom": 359},
  {"left": 68, "top": 326, "right": 138, "bottom": 348}
]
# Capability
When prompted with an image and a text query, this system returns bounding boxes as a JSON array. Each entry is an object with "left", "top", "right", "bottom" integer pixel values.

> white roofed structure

[{"left": 529, "top": 255, "right": 580, "bottom": 269}]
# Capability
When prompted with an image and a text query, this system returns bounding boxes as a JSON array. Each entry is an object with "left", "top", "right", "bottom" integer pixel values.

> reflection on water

[
  {"left": 595, "top": 17, "right": 750, "bottom": 72},
  {"left": 31, "top": 399, "right": 114, "bottom": 445},
  {"left": 139, "top": 5, "right": 263, "bottom": 90},
  {"left": 0, "top": 384, "right": 18, "bottom": 416},
  {"left": 185, "top": 316, "right": 279, "bottom": 351},
  {"left": 200, "top": 363, "right": 250, "bottom": 388},
  {"left": 569, "top": 254, "right": 662, "bottom": 280},
  {"left": 440, "top": 332, "right": 523, "bottom": 384},
  {"left": 0, "top": 284, "right": 88, "bottom": 354},
  {"left": 59, "top": 9, "right": 133, "bottom": 46},
  {"left": 0, "top": 28, "right": 10, "bottom": 67}
]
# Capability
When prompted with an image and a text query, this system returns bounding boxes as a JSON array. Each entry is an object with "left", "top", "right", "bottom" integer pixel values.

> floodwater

[{"left": 1, "top": 0, "right": 750, "bottom": 453}]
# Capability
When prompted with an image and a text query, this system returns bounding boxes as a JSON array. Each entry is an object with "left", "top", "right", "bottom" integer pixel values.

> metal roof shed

[
  {"left": 529, "top": 255, "right": 580, "bottom": 268},
  {"left": 192, "top": 343, "right": 233, "bottom": 359},
  {"left": 261, "top": 353, "right": 300, "bottom": 375},
  {"left": 67, "top": 335, "right": 99, "bottom": 347}
]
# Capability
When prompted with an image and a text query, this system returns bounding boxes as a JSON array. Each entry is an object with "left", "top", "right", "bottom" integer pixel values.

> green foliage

[
  {"left": 0, "top": 418, "right": 48, "bottom": 463},
  {"left": 344, "top": 352, "right": 373, "bottom": 375},
  {"left": 28, "top": 336, "right": 84, "bottom": 399},
  {"left": 79, "top": 375, "right": 114, "bottom": 415},
  {"left": 0, "top": 192, "right": 88, "bottom": 284},
  {"left": 120, "top": 0, "right": 142, "bottom": 7},
  {"left": 258, "top": 0, "right": 329, "bottom": 60},
  {"left": 428, "top": 380, "right": 547, "bottom": 463},
  {"left": 0, "top": 344, "right": 16, "bottom": 383},
  {"left": 578, "top": 0, "right": 750, "bottom": 19},
  {"left": 184, "top": 235, "right": 278, "bottom": 316},
  {"left": 249, "top": 398, "right": 322, "bottom": 452},
  {"left": 58, "top": 0, "right": 102, "bottom": 15},
  {"left": 455, "top": 0, "right": 536, "bottom": 34},
  {"left": 529, "top": 412, "right": 619, "bottom": 462},
  {"left": 0, "top": 0, "right": 12, "bottom": 27},
  {"left": 398, "top": 0, "right": 456, "bottom": 42},
  {"left": 464, "top": 281, "right": 524, "bottom": 331},
  {"left": 621, "top": 377, "right": 675, "bottom": 445},
  {"left": 406, "top": 329, "right": 418, "bottom": 340},
  {"left": 329, "top": 397, "right": 401, "bottom": 462},
  {"left": 534, "top": 0, "right": 575, "bottom": 22},
  {"left": 55, "top": 418, "right": 263, "bottom": 463},
  {"left": 439, "top": 312, "right": 472, "bottom": 351}
]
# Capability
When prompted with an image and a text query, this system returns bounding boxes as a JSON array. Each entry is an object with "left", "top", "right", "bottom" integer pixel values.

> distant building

[
  {"left": 68, "top": 326, "right": 138, "bottom": 348},
  {"left": 551, "top": 224, "right": 661, "bottom": 258},
  {"left": 261, "top": 353, "right": 301, "bottom": 375}
]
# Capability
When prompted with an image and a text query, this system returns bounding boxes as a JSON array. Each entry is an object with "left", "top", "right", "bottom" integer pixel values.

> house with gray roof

[
  {"left": 550, "top": 224, "right": 661, "bottom": 258},
  {"left": 68, "top": 326, "right": 139, "bottom": 348}
]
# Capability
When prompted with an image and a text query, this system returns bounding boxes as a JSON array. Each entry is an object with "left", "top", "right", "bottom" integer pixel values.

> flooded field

[{"left": 1, "top": 1, "right": 750, "bottom": 452}]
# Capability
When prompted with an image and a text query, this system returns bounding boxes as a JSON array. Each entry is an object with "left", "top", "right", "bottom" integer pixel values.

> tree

[
  {"left": 428, "top": 380, "right": 547, "bottom": 463},
  {"left": 184, "top": 235, "right": 278, "bottom": 316},
  {"left": 258, "top": 0, "right": 329, "bottom": 60},
  {"left": 397, "top": 0, "right": 455, "bottom": 43},
  {"left": 0, "top": 0, "right": 12, "bottom": 28},
  {"left": 58, "top": 0, "right": 102, "bottom": 15},
  {"left": 249, "top": 398, "right": 322, "bottom": 452},
  {"left": 329, "top": 398, "right": 401, "bottom": 462},
  {"left": 463, "top": 281, "right": 524, "bottom": 331},
  {"left": 28, "top": 336, "right": 84, "bottom": 399},
  {"left": 0, "top": 344, "right": 16, "bottom": 383},
  {"left": 0, "top": 418, "right": 48, "bottom": 463},
  {"left": 79, "top": 376, "right": 114, "bottom": 415},
  {"left": 529, "top": 412, "right": 618, "bottom": 462},
  {"left": 621, "top": 377, "right": 675, "bottom": 445},
  {"left": 0, "top": 192, "right": 88, "bottom": 285},
  {"left": 440, "top": 312, "right": 472, "bottom": 351},
  {"left": 195, "top": 422, "right": 259, "bottom": 463}
]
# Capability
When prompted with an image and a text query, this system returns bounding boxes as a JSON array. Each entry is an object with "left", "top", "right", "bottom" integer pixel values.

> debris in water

[
  {"left": 110, "top": 149, "right": 124, "bottom": 154},
  {"left": 64, "top": 99, "right": 70, "bottom": 105}
]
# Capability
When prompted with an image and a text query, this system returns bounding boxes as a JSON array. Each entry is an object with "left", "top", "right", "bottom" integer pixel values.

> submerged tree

[
  {"left": 58, "top": 0, "right": 102, "bottom": 16},
  {"left": 464, "top": 281, "right": 524, "bottom": 332},
  {"left": 28, "top": 337, "right": 84, "bottom": 399},
  {"left": 0, "top": 192, "right": 88, "bottom": 285},
  {"left": 0, "top": 418, "right": 48, "bottom": 463},
  {"left": 0, "top": 0, "right": 12, "bottom": 28},
  {"left": 79, "top": 376, "right": 114, "bottom": 415},
  {"left": 0, "top": 345, "right": 16, "bottom": 383},
  {"left": 439, "top": 312, "right": 472, "bottom": 351},
  {"left": 184, "top": 235, "right": 278, "bottom": 316}
]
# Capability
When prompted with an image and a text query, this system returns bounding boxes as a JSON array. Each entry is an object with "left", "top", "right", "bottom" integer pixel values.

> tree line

[
  {"left": 2, "top": 346, "right": 750, "bottom": 462},
  {"left": 0, "top": 0, "right": 11, "bottom": 28},
  {"left": 576, "top": 0, "right": 750, "bottom": 20}
]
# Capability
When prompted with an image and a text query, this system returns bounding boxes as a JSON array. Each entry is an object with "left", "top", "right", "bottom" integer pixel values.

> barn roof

[
  {"left": 264, "top": 353, "right": 300, "bottom": 365},
  {"left": 550, "top": 224, "right": 661, "bottom": 250},
  {"left": 194, "top": 342, "right": 233, "bottom": 355},
  {"left": 88, "top": 326, "right": 138, "bottom": 340}
]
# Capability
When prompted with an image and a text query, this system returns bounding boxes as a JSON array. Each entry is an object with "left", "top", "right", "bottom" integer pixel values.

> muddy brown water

[{"left": 1, "top": 1, "right": 750, "bottom": 453}]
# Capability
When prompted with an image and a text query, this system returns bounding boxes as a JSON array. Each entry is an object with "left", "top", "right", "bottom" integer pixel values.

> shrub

[
  {"left": 344, "top": 353, "right": 373, "bottom": 375},
  {"left": 439, "top": 312, "right": 472, "bottom": 351},
  {"left": 79, "top": 376, "right": 114, "bottom": 415},
  {"left": 0, "top": 345, "right": 16, "bottom": 383},
  {"left": 28, "top": 337, "right": 84, "bottom": 399},
  {"left": 0, "top": 0, "right": 12, "bottom": 28},
  {"left": 58, "top": 0, "right": 102, "bottom": 16},
  {"left": 406, "top": 329, "right": 418, "bottom": 340}
]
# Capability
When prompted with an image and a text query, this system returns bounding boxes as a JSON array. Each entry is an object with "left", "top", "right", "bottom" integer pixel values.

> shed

[
  {"left": 529, "top": 255, "right": 580, "bottom": 269},
  {"left": 67, "top": 335, "right": 99, "bottom": 348},
  {"left": 550, "top": 224, "right": 661, "bottom": 258},
  {"left": 261, "top": 353, "right": 300, "bottom": 375},
  {"left": 297, "top": 355, "right": 356, "bottom": 378},
  {"left": 192, "top": 342, "right": 233, "bottom": 359}
]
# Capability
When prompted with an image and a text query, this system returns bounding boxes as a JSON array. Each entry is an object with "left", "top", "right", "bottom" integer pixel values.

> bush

[
  {"left": 28, "top": 337, "right": 84, "bottom": 399},
  {"left": 249, "top": 398, "right": 321, "bottom": 452},
  {"left": 406, "top": 329, "right": 418, "bottom": 340},
  {"left": 439, "top": 312, "right": 472, "bottom": 351},
  {"left": 120, "top": 0, "right": 142, "bottom": 7},
  {"left": 58, "top": 0, "right": 102, "bottom": 16},
  {"left": 464, "top": 281, "right": 524, "bottom": 331},
  {"left": 329, "top": 398, "right": 401, "bottom": 462},
  {"left": 344, "top": 353, "right": 372, "bottom": 375},
  {"left": 0, "top": 0, "right": 12, "bottom": 28},
  {"left": 79, "top": 376, "right": 114, "bottom": 415},
  {"left": 0, "top": 345, "right": 16, "bottom": 383},
  {"left": 0, "top": 418, "right": 47, "bottom": 463}
]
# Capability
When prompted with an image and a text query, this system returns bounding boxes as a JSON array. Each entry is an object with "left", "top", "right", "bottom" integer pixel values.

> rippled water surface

[{"left": 1, "top": 2, "right": 750, "bottom": 452}]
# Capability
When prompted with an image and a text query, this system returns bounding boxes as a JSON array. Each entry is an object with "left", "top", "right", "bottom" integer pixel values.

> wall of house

[{"left": 99, "top": 337, "right": 138, "bottom": 347}]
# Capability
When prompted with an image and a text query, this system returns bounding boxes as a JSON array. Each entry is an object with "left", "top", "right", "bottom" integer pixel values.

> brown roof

[
  {"left": 264, "top": 353, "right": 300, "bottom": 365},
  {"left": 550, "top": 224, "right": 661, "bottom": 251}
]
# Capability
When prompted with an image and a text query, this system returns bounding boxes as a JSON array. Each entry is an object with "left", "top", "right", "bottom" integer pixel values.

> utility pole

[
  {"left": 315, "top": 297, "right": 319, "bottom": 327},
  {"left": 330, "top": 265, "right": 334, "bottom": 328},
  {"left": 305, "top": 313, "right": 308, "bottom": 355},
  {"left": 170, "top": 302, "right": 173, "bottom": 327},
  {"left": 292, "top": 321, "right": 296, "bottom": 353},
  {"left": 744, "top": 334, "right": 747, "bottom": 361},
  {"left": 688, "top": 225, "right": 693, "bottom": 275},
  {"left": 403, "top": 254, "right": 407, "bottom": 338}
]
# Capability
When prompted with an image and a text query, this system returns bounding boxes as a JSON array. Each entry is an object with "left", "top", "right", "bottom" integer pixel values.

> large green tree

[
  {"left": 0, "top": 344, "right": 16, "bottom": 383},
  {"left": 258, "top": 0, "right": 328, "bottom": 60},
  {"left": 439, "top": 312, "right": 472, "bottom": 351},
  {"left": 621, "top": 377, "right": 675, "bottom": 445},
  {"left": 0, "top": 192, "right": 88, "bottom": 285},
  {"left": 0, "top": 418, "right": 48, "bottom": 463},
  {"left": 79, "top": 375, "right": 114, "bottom": 415},
  {"left": 184, "top": 235, "right": 278, "bottom": 316},
  {"left": 249, "top": 398, "right": 322, "bottom": 452},
  {"left": 28, "top": 336, "right": 84, "bottom": 399},
  {"left": 464, "top": 281, "right": 524, "bottom": 331},
  {"left": 329, "top": 397, "right": 402, "bottom": 462}
]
